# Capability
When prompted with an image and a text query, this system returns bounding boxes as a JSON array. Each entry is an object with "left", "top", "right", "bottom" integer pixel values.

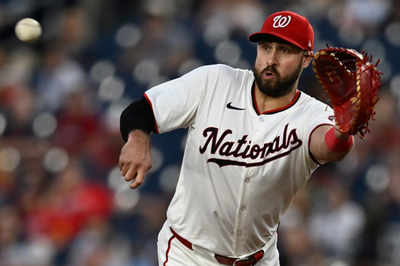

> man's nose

[{"left": 266, "top": 51, "right": 278, "bottom": 67}]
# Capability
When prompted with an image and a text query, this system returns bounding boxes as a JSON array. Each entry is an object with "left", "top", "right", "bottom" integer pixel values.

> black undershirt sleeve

[{"left": 119, "top": 96, "right": 156, "bottom": 142}]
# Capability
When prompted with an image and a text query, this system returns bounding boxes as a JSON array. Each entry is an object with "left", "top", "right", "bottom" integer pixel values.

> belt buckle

[{"left": 233, "top": 255, "right": 255, "bottom": 266}]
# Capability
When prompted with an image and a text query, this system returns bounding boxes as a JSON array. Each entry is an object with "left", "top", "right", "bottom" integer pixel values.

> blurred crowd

[{"left": 0, "top": 0, "right": 399, "bottom": 265}]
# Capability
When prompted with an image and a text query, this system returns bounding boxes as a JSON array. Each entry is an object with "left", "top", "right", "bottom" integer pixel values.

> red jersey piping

[{"left": 253, "top": 88, "right": 301, "bottom": 115}]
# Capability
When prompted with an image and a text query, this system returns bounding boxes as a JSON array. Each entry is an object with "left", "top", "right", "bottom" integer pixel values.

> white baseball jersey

[{"left": 144, "top": 64, "right": 334, "bottom": 256}]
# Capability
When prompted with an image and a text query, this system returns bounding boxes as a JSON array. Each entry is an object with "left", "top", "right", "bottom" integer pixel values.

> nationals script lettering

[{"left": 199, "top": 123, "right": 302, "bottom": 167}]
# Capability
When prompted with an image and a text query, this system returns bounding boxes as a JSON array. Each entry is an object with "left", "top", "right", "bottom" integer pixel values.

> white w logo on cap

[{"left": 273, "top": 15, "right": 291, "bottom": 28}]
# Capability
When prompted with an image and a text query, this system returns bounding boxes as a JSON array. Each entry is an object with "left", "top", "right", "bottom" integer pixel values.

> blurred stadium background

[{"left": 0, "top": 0, "right": 399, "bottom": 265}]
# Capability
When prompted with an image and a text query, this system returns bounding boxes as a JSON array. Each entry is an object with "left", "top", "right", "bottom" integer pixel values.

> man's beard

[{"left": 253, "top": 61, "right": 303, "bottom": 98}]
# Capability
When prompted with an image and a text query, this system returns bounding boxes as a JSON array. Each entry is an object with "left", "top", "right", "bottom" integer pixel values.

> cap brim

[
  {"left": 248, "top": 32, "right": 263, "bottom": 43},
  {"left": 248, "top": 32, "right": 306, "bottom": 50}
]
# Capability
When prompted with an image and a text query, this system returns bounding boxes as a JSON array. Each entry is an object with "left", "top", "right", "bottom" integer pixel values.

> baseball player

[{"left": 119, "top": 11, "right": 355, "bottom": 266}]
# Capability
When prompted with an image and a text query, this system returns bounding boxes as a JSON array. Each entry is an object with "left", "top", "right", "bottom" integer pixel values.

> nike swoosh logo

[{"left": 226, "top": 102, "right": 245, "bottom": 110}]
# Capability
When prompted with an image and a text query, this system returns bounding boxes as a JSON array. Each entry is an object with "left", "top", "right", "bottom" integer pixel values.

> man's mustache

[{"left": 262, "top": 66, "right": 279, "bottom": 76}]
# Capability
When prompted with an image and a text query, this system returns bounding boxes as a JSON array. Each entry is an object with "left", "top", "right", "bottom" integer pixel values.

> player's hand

[{"left": 119, "top": 130, "right": 152, "bottom": 189}]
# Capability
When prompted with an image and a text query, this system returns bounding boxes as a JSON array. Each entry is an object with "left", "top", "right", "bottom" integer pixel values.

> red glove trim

[{"left": 325, "top": 127, "right": 354, "bottom": 152}]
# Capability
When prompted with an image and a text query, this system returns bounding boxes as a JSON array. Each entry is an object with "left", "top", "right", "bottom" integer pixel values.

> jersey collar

[{"left": 252, "top": 85, "right": 301, "bottom": 115}]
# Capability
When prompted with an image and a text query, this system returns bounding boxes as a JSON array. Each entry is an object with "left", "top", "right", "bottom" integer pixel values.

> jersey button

[
  {"left": 245, "top": 178, "right": 250, "bottom": 183},
  {"left": 259, "top": 117, "right": 264, "bottom": 122},
  {"left": 256, "top": 129, "right": 260, "bottom": 134},
  {"left": 241, "top": 206, "right": 246, "bottom": 211},
  {"left": 237, "top": 231, "right": 242, "bottom": 236}
]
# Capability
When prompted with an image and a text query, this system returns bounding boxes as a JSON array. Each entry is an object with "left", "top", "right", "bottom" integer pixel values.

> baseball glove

[{"left": 313, "top": 44, "right": 383, "bottom": 139}]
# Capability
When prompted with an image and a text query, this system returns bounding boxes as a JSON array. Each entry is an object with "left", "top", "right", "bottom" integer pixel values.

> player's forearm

[
  {"left": 322, "top": 126, "right": 354, "bottom": 162},
  {"left": 311, "top": 125, "right": 354, "bottom": 164}
]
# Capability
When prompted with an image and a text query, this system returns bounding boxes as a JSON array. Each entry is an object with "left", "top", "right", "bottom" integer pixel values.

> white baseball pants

[{"left": 157, "top": 220, "right": 280, "bottom": 266}]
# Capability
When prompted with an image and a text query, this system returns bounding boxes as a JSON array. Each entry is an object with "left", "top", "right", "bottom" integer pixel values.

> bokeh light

[
  {"left": 89, "top": 60, "right": 116, "bottom": 83},
  {"left": 98, "top": 76, "right": 125, "bottom": 102},
  {"left": 42, "top": 147, "right": 69, "bottom": 174},
  {"left": 114, "top": 186, "right": 140, "bottom": 211},
  {"left": 115, "top": 24, "right": 142, "bottom": 49},
  {"left": 133, "top": 59, "right": 160, "bottom": 85},
  {"left": 0, "top": 147, "right": 20, "bottom": 172},
  {"left": 32, "top": 112, "right": 57, "bottom": 138}
]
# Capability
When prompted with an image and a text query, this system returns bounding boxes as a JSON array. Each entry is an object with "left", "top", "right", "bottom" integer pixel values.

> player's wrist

[{"left": 324, "top": 127, "right": 354, "bottom": 152}]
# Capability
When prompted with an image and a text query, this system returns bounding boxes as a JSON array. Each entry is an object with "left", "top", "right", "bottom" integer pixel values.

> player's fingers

[
  {"left": 118, "top": 145, "right": 132, "bottom": 171},
  {"left": 123, "top": 167, "right": 138, "bottom": 182},
  {"left": 119, "top": 163, "right": 127, "bottom": 176},
  {"left": 129, "top": 170, "right": 146, "bottom": 189},
  {"left": 118, "top": 160, "right": 124, "bottom": 171},
  {"left": 119, "top": 161, "right": 132, "bottom": 177},
  {"left": 119, "top": 156, "right": 130, "bottom": 173}
]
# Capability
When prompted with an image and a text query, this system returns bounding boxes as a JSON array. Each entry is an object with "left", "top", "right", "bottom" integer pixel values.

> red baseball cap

[{"left": 249, "top": 11, "right": 314, "bottom": 51}]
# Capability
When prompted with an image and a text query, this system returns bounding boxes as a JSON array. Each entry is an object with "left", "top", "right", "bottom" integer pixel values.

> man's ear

[{"left": 302, "top": 53, "right": 313, "bottom": 68}]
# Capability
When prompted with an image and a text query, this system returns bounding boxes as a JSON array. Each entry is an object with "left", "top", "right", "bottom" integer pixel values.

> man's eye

[{"left": 281, "top": 47, "right": 289, "bottom": 53}]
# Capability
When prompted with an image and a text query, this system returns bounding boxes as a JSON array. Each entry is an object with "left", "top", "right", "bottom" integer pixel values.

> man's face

[{"left": 253, "top": 35, "right": 310, "bottom": 98}]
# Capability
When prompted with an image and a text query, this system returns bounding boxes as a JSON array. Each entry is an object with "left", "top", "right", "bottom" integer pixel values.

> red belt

[{"left": 170, "top": 228, "right": 264, "bottom": 266}]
